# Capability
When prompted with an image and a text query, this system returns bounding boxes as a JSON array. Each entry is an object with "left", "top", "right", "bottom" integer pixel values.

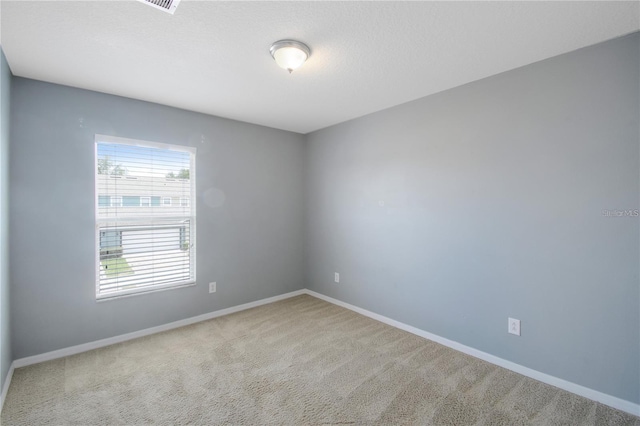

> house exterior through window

[{"left": 95, "top": 135, "right": 196, "bottom": 299}]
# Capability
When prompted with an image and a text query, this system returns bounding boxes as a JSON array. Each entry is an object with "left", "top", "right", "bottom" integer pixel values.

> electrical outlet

[
  {"left": 334, "top": 272, "right": 340, "bottom": 283},
  {"left": 508, "top": 318, "right": 520, "bottom": 336},
  {"left": 209, "top": 282, "right": 216, "bottom": 293}
]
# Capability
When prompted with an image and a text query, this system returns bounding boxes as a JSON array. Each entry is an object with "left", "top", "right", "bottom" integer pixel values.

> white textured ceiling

[{"left": 1, "top": 1, "right": 639, "bottom": 134}]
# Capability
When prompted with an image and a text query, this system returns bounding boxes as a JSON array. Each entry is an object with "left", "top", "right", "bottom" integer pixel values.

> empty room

[{"left": 0, "top": 0, "right": 638, "bottom": 424}]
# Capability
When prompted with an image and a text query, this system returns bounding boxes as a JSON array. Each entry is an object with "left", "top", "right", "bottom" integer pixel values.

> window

[
  {"left": 95, "top": 134, "right": 196, "bottom": 299},
  {"left": 100, "top": 230, "right": 122, "bottom": 253},
  {"left": 98, "top": 195, "right": 111, "bottom": 207},
  {"left": 123, "top": 196, "right": 140, "bottom": 207}
]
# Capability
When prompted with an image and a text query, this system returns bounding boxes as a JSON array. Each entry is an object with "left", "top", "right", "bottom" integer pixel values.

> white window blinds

[{"left": 95, "top": 135, "right": 196, "bottom": 299}]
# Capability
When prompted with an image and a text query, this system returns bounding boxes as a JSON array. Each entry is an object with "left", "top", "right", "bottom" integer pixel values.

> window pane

[
  {"left": 100, "top": 230, "right": 122, "bottom": 249},
  {"left": 98, "top": 195, "right": 110, "bottom": 207},
  {"left": 96, "top": 136, "right": 195, "bottom": 299},
  {"left": 123, "top": 196, "right": 140, "bottom": 207},
  {"left": 98, "top": 221, "right": 192, "bottom": 295}
]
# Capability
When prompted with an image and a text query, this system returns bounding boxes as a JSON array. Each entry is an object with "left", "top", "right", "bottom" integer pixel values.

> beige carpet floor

[{"left": 2, "top": 294, "right": 639, "bottom": 425}]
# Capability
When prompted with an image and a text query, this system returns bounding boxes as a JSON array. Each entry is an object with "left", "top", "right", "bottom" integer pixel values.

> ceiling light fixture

[{"left": 270, "top": 40, "right": 310, "bottom": 74}]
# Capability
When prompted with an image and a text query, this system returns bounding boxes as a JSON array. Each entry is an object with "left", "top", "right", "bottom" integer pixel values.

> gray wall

[
  {"left": 6, "top": 32, "right": 639, "bottom": 407},
  {"left": 306, "top": 33, "right": 640, "bottom": 404},
  {"left": 10, "top": 78, "right": 306, "bottom": 358},
  {"left": 0, "top": 48, "right": 12, "bottom": 390}
]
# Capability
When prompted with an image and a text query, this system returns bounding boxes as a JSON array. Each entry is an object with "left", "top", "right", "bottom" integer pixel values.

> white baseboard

[
  {"left": 0, "top": 361, "right": 14, "bottom": 415},
  {"left": 4, "top": 288, "right": 639, "bottom": 418},
  {"left": 12, "top": 289, "right": 306, "bottom": 369},
  {"left": 303, "top": 289, "right": 640, "bottom": 417}
]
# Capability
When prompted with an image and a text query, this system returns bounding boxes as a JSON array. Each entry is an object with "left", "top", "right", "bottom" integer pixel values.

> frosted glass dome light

[{"left": 270, "top": 40, "right": 310, "bottom": 74}]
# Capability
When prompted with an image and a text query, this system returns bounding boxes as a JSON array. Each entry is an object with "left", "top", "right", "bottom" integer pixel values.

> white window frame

[
  {"left": 111, "top": 196, "right": 123, "bottom": 207},
  {"left": 163, "top": 197, "right": 172, "bottom": 206},
  {"left": 95, "top": 134, "right": 197, "bottom": 300},
  {"left": 140, "top": 196, "right": 151, "bottom": 207},
  {"left": 180, "top": 197, "right": 189, "bottom": 207}
]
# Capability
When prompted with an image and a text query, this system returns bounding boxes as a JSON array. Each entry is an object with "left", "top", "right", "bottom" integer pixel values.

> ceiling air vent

[{"left": 137, "top": 0, "right": 181, "bottom": 15}]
